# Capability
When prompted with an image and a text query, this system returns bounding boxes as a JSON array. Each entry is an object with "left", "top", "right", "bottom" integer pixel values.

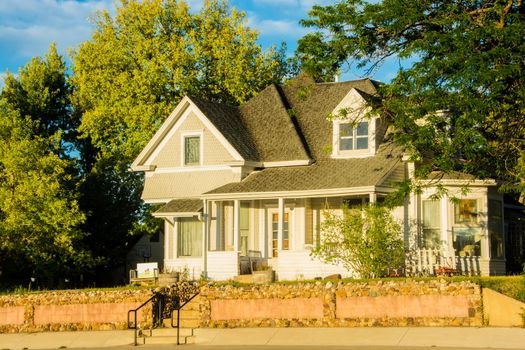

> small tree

[{"left": 311, "top": 205, "right": 405, "bottom": 278}]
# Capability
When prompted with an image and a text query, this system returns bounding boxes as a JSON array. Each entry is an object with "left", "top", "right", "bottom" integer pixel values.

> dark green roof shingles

[{"left": 155, "top": 198, "right": 203, "bottom": 214}]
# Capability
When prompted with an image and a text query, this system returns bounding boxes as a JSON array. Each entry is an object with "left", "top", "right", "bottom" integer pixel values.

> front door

[{"left": 268, "top": 209, "right": 290, "bottom": 258}]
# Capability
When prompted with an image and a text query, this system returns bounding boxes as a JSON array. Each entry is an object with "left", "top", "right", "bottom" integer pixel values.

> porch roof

[
  {"left": 204, "top": 142, "right": 403, "bottom": 196},
  {"left": 154, "top": 198, "right": 203, "bottom": 217}
]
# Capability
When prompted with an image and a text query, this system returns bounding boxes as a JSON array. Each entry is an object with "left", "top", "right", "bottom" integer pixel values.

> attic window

[
  {"left": 339, "top": 121, "right": 369, "bottom": 151},
  {"left": 332, "top": 118, "right": 376, "bottom": 158},
  {"left": 184, "top": 136, "right": 200, "bottom": 165}
]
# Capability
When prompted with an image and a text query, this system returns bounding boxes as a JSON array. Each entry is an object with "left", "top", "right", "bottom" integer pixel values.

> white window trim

[
  {"left": 181, "top": 130, "right": 204, "bottom": 167},
  {"left": 332, "top": 118, "right": 376, "bottom": 158}
]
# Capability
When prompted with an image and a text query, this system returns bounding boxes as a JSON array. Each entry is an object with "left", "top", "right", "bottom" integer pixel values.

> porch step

[{"left": 140, "top": 328, "right": 195, "bottom": 345}]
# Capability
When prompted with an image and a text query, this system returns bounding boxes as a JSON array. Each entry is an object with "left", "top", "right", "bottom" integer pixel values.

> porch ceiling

[{"left": 154, "top": 198, "right": 203, "bottom": 216}]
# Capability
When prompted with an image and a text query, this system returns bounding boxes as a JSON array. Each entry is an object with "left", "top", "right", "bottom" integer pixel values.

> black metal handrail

[
  {"left": 171, "top": 292, "right": 200, "bottom": 345},
  {"left": 127, "top": 294, "right": 156, "bottom": 346}
]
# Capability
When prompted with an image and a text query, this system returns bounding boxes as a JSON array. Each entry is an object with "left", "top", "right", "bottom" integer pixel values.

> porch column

[
  {"left": 369, "top": 192, "right": 377, "bottom": 204},
  {"left": 278, "top": 197, "right": 284, "bottom": 251},
  {"left": 202, "top": 199, "right": 208, "bottom": 279},
  {"left": 233, "top": 199, "right": 240, "bottom": 252},
  {"left": 215, "top": 201, "right": 221, "bottom": 251}
]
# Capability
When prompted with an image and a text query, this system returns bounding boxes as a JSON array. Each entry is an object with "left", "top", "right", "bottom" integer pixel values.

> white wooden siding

[
  {"left": 151, "top": 111, "right": 235, "bottom": 167},
  {"left": 272, "top": 251, "right": 350, "bottom": 280},
  {"left": 207, "top": 251, "right": 238, "bottom": 280}
]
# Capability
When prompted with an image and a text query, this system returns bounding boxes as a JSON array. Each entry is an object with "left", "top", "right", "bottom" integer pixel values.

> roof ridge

[{"left": 274, "top": 84, "right": 313, "bottom": 160}]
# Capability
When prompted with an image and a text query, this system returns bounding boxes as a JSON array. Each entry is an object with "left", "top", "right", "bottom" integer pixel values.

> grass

[{"left": 0, "top": 284, "right": 151, "bottom": 296}]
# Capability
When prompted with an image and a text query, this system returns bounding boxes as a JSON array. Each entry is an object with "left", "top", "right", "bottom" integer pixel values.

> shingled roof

[
  {"left": 154, "top": 198, "right": 203, "bottom": 216},
  {"left": 205, "top": 142, "right": 403, "bottom": 195},
  {"left": 189, "top": 96, "right": 260, "bottom": 162},
  {"left": 281, "top": 74, "right": 381, "bottom": 160}
]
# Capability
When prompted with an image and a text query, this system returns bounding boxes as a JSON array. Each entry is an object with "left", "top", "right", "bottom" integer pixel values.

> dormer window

[
  {"left": 332, "top": 118, "right": 376, "bottom": 158},
  {"left": 339, "top": 121, "right": 369, "bottom": 151},
  {"left": 182, "top": 132, "right": 203, "bottom": 166}
]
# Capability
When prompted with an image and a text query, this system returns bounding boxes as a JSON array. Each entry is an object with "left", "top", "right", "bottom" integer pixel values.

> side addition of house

[{"left": 131, "top": 75, "right": 508, "bottom": 280}]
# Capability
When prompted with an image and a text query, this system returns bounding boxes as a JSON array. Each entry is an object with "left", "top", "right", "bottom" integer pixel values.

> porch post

[
  {"left": 369, "top": 192, "right": 377, "bottom": 204},
  {"left": 278, "top": 197, "right": 284, "bottom": 251},
  {"left": 202, "top": 199, "right": 208, "bottom": 279},
  {"left": 233, "top": 199, "right": 240, "bottom": 252},
  {"left": 215, "top": 201, "right": 221, "bottom": 251}
]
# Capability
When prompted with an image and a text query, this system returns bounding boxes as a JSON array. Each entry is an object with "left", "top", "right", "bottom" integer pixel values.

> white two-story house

[{"left": 131, "top": 74, "right": 506, "bottom": 280}]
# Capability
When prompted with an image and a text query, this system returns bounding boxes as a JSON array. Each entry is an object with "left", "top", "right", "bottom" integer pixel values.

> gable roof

[
  {"left": 280, "top": 75, "right": 380, "bottom": 160},
  {"left": 237, "top": 84, "right": 311, "bottom": 162},
  {"left": 189, "top": 96, "right": 259, "bottom": 162},
  {"left": 132, "top": 75, "right": 383, "bottom": 171}
]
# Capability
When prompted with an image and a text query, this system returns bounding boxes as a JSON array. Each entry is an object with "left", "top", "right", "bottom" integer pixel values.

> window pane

[
  {"left": 178, "top": 218, "right": 202, "bottom": 257},
  {"left": 455, "top": 199, "right": 478, "bottom": 224},
  {"left": 185, "top": 136, "right": 200, "bottom": 165},
  {"left": 422, "top": 200, "right": 441, "bottom": 249},
  {"left": 489, "top": 200, "right": 503, "bottom": 258},
  {"left": 339, "top": 124, "right": 353, "bottom": 150},
  {"left": 356, "top": 137, "right": 368, "bottom": 149},
  {"left": 340, "top": 137, "right": 353, "bottom": 150},
  {"left": 423, "top": 200, "right": 441, "bottom": 228},
  {"left": 453, "top": 227, "right": 481, "bottom": 257},
  {"left": 339, "top": 123, "right": 353, "bottom": 137},
  {"left": 356, "top": 122, "right": 368, "bottom": 136}
]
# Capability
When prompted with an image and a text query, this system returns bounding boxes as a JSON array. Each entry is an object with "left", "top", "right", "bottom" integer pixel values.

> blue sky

[{"left": 0, "top": 0, "right": 401, "bottom": 86}]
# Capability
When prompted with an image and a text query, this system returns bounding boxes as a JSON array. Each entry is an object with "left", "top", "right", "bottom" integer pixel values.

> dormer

[{"left": 331, "top": 88, "right": 379, "bottom": 159}]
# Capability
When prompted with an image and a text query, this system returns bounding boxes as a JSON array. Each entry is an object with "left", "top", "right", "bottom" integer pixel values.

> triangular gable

[
  {"left": 331, "top": 88, "right": 372, "bottom": 121},
  {"left": 131, "top": 96, "right": 244, "bottom": 171}
]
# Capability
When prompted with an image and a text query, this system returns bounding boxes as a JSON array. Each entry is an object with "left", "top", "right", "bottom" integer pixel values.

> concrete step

[
  {"left": 163, "top": 318, "right": 200, "bottom": 328},
  {"left": 140, "top": 327, "right": 195, "bottom": 345}
]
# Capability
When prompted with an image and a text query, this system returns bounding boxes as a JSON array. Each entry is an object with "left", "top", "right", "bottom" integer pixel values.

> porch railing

[{"left": 406, "top": 249, "right": 481, "bottom": 276}]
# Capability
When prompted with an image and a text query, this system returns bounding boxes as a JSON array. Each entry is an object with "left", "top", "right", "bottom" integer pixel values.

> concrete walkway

[{"left": 1, "top": 327, "right": 525, "bottom": 349}]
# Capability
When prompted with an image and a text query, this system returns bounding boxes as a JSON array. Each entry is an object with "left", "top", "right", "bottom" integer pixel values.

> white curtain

[{"left": 178, "top": 218, "right": 202, "bottom": 257}]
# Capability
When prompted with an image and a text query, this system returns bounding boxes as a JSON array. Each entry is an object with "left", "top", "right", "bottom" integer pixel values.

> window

[
  {"left": 489, "top": 200, "right": 503, "bottom": 258},
  {"left": 339, "top": 121, "right": 368, "bottom": 151},
  {"left": 454, "top": 199, "right": 478, "bottom": 224},
  {"left": 271, "top": 212, "right": 289, "bottom": 257},
  {"left": 184, "top": 136, "right": 200, "bottom": 165},
  {"left": 422, "top": 200, "right": 441, "bottom": 249},
  {"left": 453, "top": 227, "right": 481, "bottom": 257},
  {"left": 177, "top": 218, "right": 202, "bottom": 257}
]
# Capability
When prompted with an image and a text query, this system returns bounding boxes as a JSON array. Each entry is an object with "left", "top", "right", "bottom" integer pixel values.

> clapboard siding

[
  {"left": 273, "top": 251, "right": 350, "bottom": 280},
  {"left": 207, "top": 251, "right": 238, "bottom": 280}
]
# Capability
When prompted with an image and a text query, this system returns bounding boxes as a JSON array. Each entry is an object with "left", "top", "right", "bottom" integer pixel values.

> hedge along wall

[
  {"left": 0, "top": 289, "right": 153, "bottom": 333},
  {"left": 200, "top": 280, "right": 483, "bottom": 327}
]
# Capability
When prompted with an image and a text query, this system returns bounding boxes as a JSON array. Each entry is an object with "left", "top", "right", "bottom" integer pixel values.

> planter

[{"left": 252, "top": 269, "right": 275, "bottom": 284}]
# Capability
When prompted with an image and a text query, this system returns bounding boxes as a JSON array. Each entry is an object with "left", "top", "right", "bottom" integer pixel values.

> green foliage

[
  {"left": 297, "top": 0, "right": 525, "bottom": 197},
  {"left": 70, "top": 0, "right": 296, "bottom": 263},
  {"left": 72, "top": 0, "right": 294, "bottom": 166},
  {"left": 1, "top": 43, "right": 76, "bottom": 145},
  {"left": 311, "top": 205, "right": 405, "bottom": 278},
  {"left": 0, "top": 101, "right": 93, "bottom": 280}
]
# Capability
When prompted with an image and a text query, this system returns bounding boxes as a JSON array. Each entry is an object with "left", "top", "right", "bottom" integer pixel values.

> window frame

[
  {"left": 332, "top": 118, "right": 376, "bottom": 158},
  {"left": 181, "top": 131, "right": 203, "bottom": 166}
]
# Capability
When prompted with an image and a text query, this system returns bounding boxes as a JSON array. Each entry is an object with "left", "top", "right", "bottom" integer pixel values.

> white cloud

[
  {"left": 248, "top": 17, "right": 309, "bottom": 37},
  {"left": 253, "top": 0, "right": 332, "bottom": 11},
  {"left": 0, "top": 0, "right": 114, "bottom": 71}
]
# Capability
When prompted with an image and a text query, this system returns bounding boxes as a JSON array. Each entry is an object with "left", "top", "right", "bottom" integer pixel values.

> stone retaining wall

[
  {"left": 0, "top": 289, "right": 153, "bottom": 333},
  {"left": 200, "top": 280, "right": 482, "bottom": 327}
]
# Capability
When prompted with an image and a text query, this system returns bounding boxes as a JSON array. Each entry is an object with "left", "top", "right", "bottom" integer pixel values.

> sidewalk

[{"left": 1, "top": 327, "right": 525, "bottom": 349}]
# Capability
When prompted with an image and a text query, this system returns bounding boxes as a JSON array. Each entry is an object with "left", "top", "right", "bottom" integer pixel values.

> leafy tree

[
  {"left": 1, "top": 43, "right": 76, "bottom": 148},
  {"left": 70, "top": 0, "right": 294, "bottom": 274},
  {"left": 72, "top": 0, "right": 294, "bottom": 165},
  {"left": 297, "top": 1, "right": 525, "bottom": 198},
  {"left": 311, "top": 205, "right": 405, "bottom": 278},
  {"left": 0, "top": 101, "right": 92, "bottom": 283}
]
